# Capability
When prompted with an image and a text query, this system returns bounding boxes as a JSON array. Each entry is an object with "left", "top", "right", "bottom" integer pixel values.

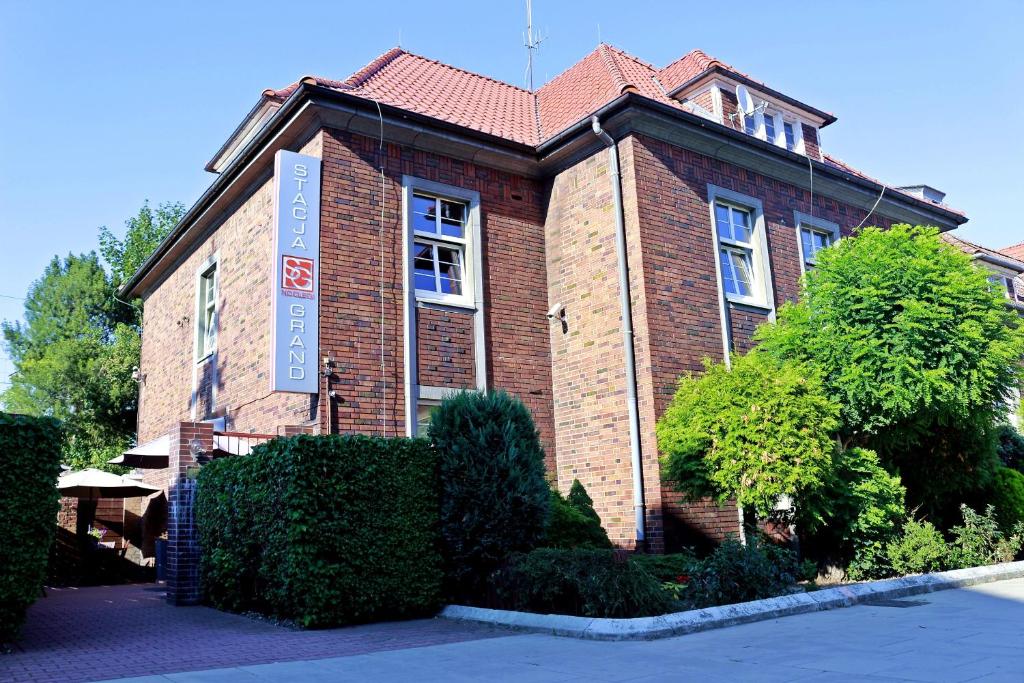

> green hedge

[
  {"left": 195, "top": 434, "right": 442, "bottom": 628},
  {"left": 0, "top": 413, "right": 63, "bottom": 641}
]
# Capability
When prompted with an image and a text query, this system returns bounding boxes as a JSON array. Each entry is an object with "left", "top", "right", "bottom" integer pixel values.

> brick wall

[
  {"left": 137, "top": 137, "right": 322, "bottom": 443},
  {"left": 317, "top": 129, "right": 555, "bottom": 451},
  {"left": 545, "top": 146, "right": 642, "bottom": 546}
]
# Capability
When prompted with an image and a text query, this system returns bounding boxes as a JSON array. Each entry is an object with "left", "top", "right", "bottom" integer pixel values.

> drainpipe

[{"left": 591, "top": 115, "right": 646, "bottom": 548}]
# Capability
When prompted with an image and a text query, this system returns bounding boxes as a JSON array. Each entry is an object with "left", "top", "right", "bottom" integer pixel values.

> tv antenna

[{"left": 523, "top": 0, "right": 545, "bottom": 91}]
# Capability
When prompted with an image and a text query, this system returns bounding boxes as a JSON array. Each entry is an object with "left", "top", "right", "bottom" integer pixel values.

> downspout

[{"left": 591, "top": 116, "right": 646, "bottom": 548}]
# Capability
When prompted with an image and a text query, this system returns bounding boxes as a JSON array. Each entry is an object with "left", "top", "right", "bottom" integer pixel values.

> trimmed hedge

[
  {"left": 195, "top": 434, "right": 442, "bottom": 628},
  {"left": 1, "top": 413, "right": 63, "bottom": 641}
]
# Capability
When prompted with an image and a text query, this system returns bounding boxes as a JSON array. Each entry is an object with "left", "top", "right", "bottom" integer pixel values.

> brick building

[{"left": 121, "top": 45, "right": 967, "bottom": 571}]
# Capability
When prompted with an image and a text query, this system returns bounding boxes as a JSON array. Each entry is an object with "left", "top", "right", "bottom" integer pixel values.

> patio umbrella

[
  {"left": 57, "top": 468, "right": 161, "bottom": 500},
  {"left": 108, "top": 434, "right": 169, "bottom": 469}
]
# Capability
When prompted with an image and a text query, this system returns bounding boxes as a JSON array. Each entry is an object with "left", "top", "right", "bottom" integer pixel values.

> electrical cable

[
  {"left": 807, "top": 153, "right": 814, "bottom": 219},
  {"left": 371, "top": 97, "right": 388, "bottom": 438},
  {"left": 854, "top": 185, "right": 886, "bottom": 231}
]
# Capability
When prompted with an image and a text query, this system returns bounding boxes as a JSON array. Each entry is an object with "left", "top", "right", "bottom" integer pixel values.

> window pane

[
  {"left": 764, "top": 115, "right": 776, "bottom": 142},
  {"left": 436, "top": 246, "right": 463, "bottom": 293},
  {"left": 439, "top": 200, "right": 465, "bottom": 238},
  {"left": 744, "top": 116, "right": 755, "bottom": 135},
  {"left": 414, "top": 243, "right": 437, "bottom": 291},
  {"left": 784, "top": 122, "right": 795, "bottom": 151},
  {"left": 733, "top": 208, "right": 751, "bottom": 242},
  {"left": 732, "top": 251, "right": 753, "bottom": 295},
  {"left": 412, "top": 194, "right": 437, "bottom": 234},
  {"left": 720, "top": 249, "right": 738, "bottom": 295},
  {"left": 715, "top": 204, "right": 731, "bottom": 239},
  {"left": 800, "top": 229, "right": 814, "bottom": 260},
  {"left": 417, "top": 403, "right": 436, "bottom": 432}
]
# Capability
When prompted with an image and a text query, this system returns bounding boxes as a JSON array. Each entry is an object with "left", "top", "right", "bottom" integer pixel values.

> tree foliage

[
  {"left": 1, "top": 201, "right": 182, "bottom": 469},
  {"left": 656, "top": 351, "right": 840, "bottom": 518},
  {"left": 756, "top": 225, "right": 1024, "bottom": 517}
]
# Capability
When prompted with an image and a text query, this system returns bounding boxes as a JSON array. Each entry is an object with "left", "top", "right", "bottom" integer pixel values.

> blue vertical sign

[{"left": 270, "top": 150, "right": 321, "bottom": 393}]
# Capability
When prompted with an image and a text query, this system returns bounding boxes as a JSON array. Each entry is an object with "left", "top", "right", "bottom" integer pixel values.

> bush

[
  {"left": 657, "top": 352, "right": 840, "bottom": 518},
  {"left": 996, "top": 424, "right": 1024, "bottom": 472},
  {"left": 948, "top": 504, "right": 1024, "bottom": 568},
  {"left": 428, "top": 390, "right": 550, "bottom": 599},
  {"left": 0, "top": 413, "right": 63, "bottom": 642},
  {"left": 798, "top": 448, "right": 907, "bottom": 581},
  {"left": 985, "top": 467, "right": 1024, "bottom": 532},
  {"left": 195, "top": 434, "right": 442, "bottom": 628},
  {"left": 885, "top": 519, "right": 947, "bottom": 575},
  {"left": 686, "top": 536, "right": 799, "bottom": 608},
  {"left": 544, "top": 480, "right": 611, "bottom": 550},
  {"left": 493, "top": 548, "right": 673, "bottom": 618},
  {"left": 629, "top": 552, "right": 699, "bottom": 584}
]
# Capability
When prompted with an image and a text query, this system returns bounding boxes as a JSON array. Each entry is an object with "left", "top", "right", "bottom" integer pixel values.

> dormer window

[
  {"left": 764, "top": 113, "right": 777, "bottom": 146},
  {"left": 783, "top": 122, "right": 796, "bottom": 151},
  {"left": 989, "top": 274, "right": 1014, "bottom": 299}
]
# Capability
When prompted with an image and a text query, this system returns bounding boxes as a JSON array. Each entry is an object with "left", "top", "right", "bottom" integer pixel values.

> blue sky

[{"left": 1, "top": 1, "right": 1022, "bottom": 384}]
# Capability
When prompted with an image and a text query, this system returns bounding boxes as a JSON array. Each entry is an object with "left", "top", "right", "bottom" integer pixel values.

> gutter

[
  {"left": 973, "top": 252, "right": 1024, "bottom": 273},
  {"left": 591, "top": 115, "right": 646, "bottom": 548}
]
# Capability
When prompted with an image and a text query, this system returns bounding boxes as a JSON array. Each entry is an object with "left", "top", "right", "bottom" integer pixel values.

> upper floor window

[
  {"left": 800, "top": 227, "right": 833, "bottom": 269},
  {"left": 763, "top": 113, "right": 777, "bottom": 146},
  {"left": 783, "top": 121, "right": 796, "bottom": 151},
  {"left": 794, "top": 212, "right": 840, "bottom": 274},
  {"left": 715, "top": 203, "right": 756, "bottom": 299},
  {"left": 412, "top": 192, "right": 468, "bottom": 302},
  {"left": 196, "top": 261, "right": 217, "bottom": 360},
  {"left": 988, "top": 273, "right": 1014, "bottom": 299},
  {"left": 743, "top": 113, "right": 755, "bottom": 136}
]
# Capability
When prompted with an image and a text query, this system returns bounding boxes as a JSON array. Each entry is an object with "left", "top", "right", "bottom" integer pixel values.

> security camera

[{"left": 546, "top": 302, "right": 565, "bottom": 320}]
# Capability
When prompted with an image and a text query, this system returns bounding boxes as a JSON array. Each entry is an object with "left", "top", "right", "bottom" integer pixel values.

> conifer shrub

[
  {"left": 544, "top": 480, "right": 611, "bottom": 550},
  {"left": 0, "top": 413, "right": 63, "bottom": 642},
  {"left": 428, "top": 390, "right": 550, "bottom": 600},
  {"left": 196, "top": 434, "right": 441, "bottom": 628}
]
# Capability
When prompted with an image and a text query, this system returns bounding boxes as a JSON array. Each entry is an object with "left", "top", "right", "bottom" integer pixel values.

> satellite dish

[{"left": 736, "top": 84, "right": 754, "bottom": 115}]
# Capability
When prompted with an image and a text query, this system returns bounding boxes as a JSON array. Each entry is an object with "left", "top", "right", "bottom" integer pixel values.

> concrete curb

[{"left": 439, "top": 560, "right": 1024, "bottom": 641}]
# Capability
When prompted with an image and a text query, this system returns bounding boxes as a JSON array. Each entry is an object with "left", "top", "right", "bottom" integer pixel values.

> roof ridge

[
  {"left": 344, "top": 46, "right": 406, "bottom": 88},
  {"left": 599, "top": 43, "right": 634, "bottom": 94},
  {"left": 602, "top": 43, "right": 658, "bottom": 71}
]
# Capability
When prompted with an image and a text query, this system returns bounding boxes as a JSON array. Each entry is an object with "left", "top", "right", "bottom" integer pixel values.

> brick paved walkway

[{"left": 0, "top": 583, "right": 508, "bottom": 682}]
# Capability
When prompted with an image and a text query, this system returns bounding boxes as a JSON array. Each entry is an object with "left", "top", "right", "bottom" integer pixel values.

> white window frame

[
  {"left": 793, "top": 211, "right": 840, "bottom": 274},
  {"left": 404, "top": 181, "right": 480, "bottom": 309},
  {"left": 708, "top": 185, "right": 774, "bottom": 312},
  {"left": 194, "top": 253, "right": 219, "bottom": 362}
]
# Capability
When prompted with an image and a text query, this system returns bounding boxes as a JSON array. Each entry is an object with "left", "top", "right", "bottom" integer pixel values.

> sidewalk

[
  {"left": 104, "top": 578, "right": 1024, "bottom": 682},
  {"left": 0, "top": 584, "right": 506, "bottom": 683}
]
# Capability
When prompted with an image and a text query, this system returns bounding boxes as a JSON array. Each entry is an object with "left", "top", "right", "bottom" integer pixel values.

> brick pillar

[{"left": 166, "top": 421, "right": 213, "bottom": 605}]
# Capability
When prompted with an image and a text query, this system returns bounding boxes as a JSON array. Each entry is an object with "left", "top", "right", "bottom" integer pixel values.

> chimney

[{"left": 896, "top": 184, "right": 946, "bottom": 204}]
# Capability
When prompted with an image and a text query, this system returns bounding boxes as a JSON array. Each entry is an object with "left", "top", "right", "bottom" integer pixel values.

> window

[
  {"left": 196, "top": 262, "right": 217, "bottom": 359},
  {"left": 800, "top": 227, "right": 833, "bottom": 269},
  {"left": 743, "top": 113, "right": 755, "bottom": 136},
  {"left": 989, "top": 274, "right": 1014, "bottom": 299},
  {"left": 714, "top": 203, "right": 758, "bottom": 299},
  {"left": 411, "top": 192, "right": 470, "bottom": 304},
  {"left": 783, "top": 121, "right": 796, "bottom": 151},
  {"left": 416, "top": 401, "right": 437, "bottom": 434},
  {"left": 763, "top": 113, "right": 777, "bottom": 146}
]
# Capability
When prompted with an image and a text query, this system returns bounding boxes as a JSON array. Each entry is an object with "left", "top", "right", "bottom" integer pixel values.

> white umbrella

[
  {"left": 108, "top": 434, "right": 169, "bottom": 469},
  {"left": 57, "top": 468, "right": 161, "bottom": 500}
]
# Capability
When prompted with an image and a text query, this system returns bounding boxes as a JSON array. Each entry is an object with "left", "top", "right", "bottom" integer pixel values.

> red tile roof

[
  {"left": 942, "top": 233, "right": 1024, "bottom": 271},
  {"left": 260, "top": 45, "right": 960, "bottom": 218},
  {"left": 1003, "top": 241, "right": 1024, "bottom": 261}
]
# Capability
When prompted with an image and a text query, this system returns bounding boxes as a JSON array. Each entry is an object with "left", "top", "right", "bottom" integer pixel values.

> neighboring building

[
  {"left": 122, "top": 45, "right": 967, "bottom": 567},
  {"left": 941, "top": 233, "right": 1024, "bottom": 427}
]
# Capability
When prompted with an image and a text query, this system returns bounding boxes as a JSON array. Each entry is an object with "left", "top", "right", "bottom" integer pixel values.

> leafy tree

[
  {"left": 656, "top": 351, "right": 840, "bottom": 518},
  {"left": 1, "top": 201, "right": 182, "bottom": 469},
  {"left": 757, "top": 225, "right": 1024, "bottom": 519},
  {"left": 99, "top": 200, "right": 183, "bottom": 286}
]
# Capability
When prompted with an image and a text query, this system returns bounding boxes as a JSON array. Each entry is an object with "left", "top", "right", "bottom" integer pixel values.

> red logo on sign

[{"left": 282, "top": 256, "right": 314, "bottom": 295}]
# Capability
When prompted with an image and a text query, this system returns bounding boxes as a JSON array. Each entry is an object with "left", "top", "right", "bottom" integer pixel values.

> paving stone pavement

[
  {"left": 0, "top": 583, "right": 507, "bottom": 682},
  {"left": 96, "top": 577, "right": 1024, "bottom": 682}
]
